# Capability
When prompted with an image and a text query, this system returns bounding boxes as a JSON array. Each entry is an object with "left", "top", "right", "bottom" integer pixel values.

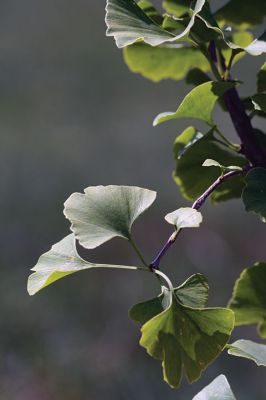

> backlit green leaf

[
  {"left": 202, "top": 158, "right": 242, "bottom": 171},
  {"left": 193, "top": 374, "right": 236, "bottom": 400},
  {"left": 165, "top": 207, "right": 203, "bottom": 230},
  {"left": 27, "top": 234, "right": 140, "bottom": 295},
  {"left": 130, "top": 280, "right": 234, "bottom": 388},
  {"left": 242, "top": 168, "right": 266, "bottom": 219},
  {"left": 173, "top": 128, "right": 247, "bottom": 201},
  {"left": 64, "top": 185, "right": 156, "bottom": 249},
  {"left": 105, "top": 0, "right": 206, "bottom": 48},
  {"left": 162, "top": 0, "right": 190, "bottom": 17},
  {"left": 153, "top": 81, "right": 236, "bottom": 126},
  {"left": 123, "top": 44, "right": 210, "bottom": 82},
  {"left": 228, "top": 339, "right": 266, "bottom": 367},
  {"left": 229, "top": 262, "right": 266, "bottom": 338}
]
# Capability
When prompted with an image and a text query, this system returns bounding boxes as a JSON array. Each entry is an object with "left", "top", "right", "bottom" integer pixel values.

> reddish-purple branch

[
  {"left": 150, "top": 169, "right": 245, "bottom": 270},
  {"left": 209, "top": 41, "right": 266, "bottom": 167}
]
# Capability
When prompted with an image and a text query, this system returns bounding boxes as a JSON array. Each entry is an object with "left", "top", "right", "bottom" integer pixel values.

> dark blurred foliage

[{"left": 0, "top": 0, "right": 266, "bottom": 398}]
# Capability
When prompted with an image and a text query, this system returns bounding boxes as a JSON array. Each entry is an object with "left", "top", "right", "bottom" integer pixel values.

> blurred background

[{"left": 1, "top": 0, "right": 265, "bottom": 398}]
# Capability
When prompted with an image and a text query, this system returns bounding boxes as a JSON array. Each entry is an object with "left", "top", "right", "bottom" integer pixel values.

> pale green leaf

[
  {"left": 130, "top": 282, "right": 234, "bottom": 388},
  {"left": 242, "top": 168, "right": 266, "bottom": 219},
  {"left": 105, "top": 0, "right": 206, "bottom": 48},
  {"left": 153, "top": 81, "right": 236, "bottom": 126},
  {"left": 173, "top": 128, "right": 247, "bottom": 201},
  {"left": 228, "top": 339, "right": 266, "bottom": 367},
  {"left": 27, "top": 234, "right": 139, "bottom": 295},
  {"left": 252, "top": 94, "right": 266, "bottom": 113},
  {"left": 64, "top": 185, "right": 156, "bottom": 249},
  {"left": 202, "top": 158, "right": 242, "bottom": 171},
  {"left": 123, "top": 44, "right": 210, "bottom": 82},
  {"left": 165, "top": 207, "right": 203, "bottom": 229},
  {"left": 229, "top": 262, "right": 266, "bottom": 338},
  {"left": 193, "top": 374, "right": 236, "bottom": 400}
]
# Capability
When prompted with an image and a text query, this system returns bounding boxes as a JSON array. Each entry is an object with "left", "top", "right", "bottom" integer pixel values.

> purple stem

[
  {"left": 150, "top": 169, "right": 246, "bottom": 270},
  {"left": 209, "top": 41, "right": 266, "bottom": 167}
]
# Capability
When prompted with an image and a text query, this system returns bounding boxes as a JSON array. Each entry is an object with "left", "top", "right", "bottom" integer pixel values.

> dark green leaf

[
  {"left": 258, "top": 62, "right": 266, "bottom": 93},
  {"left": 27, "top": 234, "right": 140, "bottom": 295},
  {"left": 193, "top": 374, "right": 236, "bottom": 400},
  {"left": 242, "top": 168, "right": 266, "bottom": 219},
  {"left": 173, "top": 128, "right": 247, "bottom": 201},
  {"left": 130, "top": 280, "right": 234, "bottom": 388},
  {"left": 137, "top": 0, "right": 163, "bottom": 24},
  {"left": 175, "top": 274, "right": 209, "bottom": 308},
  {"left": 186, "top": 68, "right": 210, "bottom": 86},
  {"left": 229, "top": 262, "right": 266, "bottom": 338},
  {"left": 64, "top": 185, "right": 156, "bottom": 249},
  {"left": 228, "top": 339, "right": 266, "bottom": 367},
  {"left": 252, "top": 94, "right": 266, "bottom": 113},
  {"left": 105, "top": 0, "right": 206, "bottom": 48},
  {"left": 215, "top": 0, "right": 266, "bottom": 30},
  {"left": 153, "top": 81, "right": 236, "bottom": 126},
  {"left": 123, "top": 44, "right": 210, "bottom": 82},
  {"left": 198, "top": 6, "right": 266, "bottom": 56}
]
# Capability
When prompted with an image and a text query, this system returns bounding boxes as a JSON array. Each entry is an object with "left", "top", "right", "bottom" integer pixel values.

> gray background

[{"left": 1, "top": 0, "right": 265, "bottom": 398}]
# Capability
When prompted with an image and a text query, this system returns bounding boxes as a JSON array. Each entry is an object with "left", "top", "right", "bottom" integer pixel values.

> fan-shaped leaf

[
  {"left": 123, "top": 44, "right": 210, "bottom": 82},
  {"left": 165, "top": 207, "right": 203, "bottom": 230},
  {"left": 173, "top": 128, "right": 247, "bottom": 201},
  {"left": 215, "top": 0, "right": 266, "bottom": 30},
  {"left": 228, "top": 339, "right": 266, "bottom": 367},
  {"left": 153, "top": 81, "right": 236, "bottom": 126},
  {"left": 193, "top": 374, "right": 236, "bottom": 400},
  {"left": 105, "top": 0, "right": 206, "bottom": 48},
  {"left": 130, "top": 282, "right": 234, "bottom": 388},
  {"left": 64, "top": 185, "right": 156, "bottom": 249},
  {"left": 27, "top": 234, "right": 140, "bottom": 295},
  {"left": 229, "top": 262, "right": 266, "bottom": 338},
  {"left": 242, "top": 168, "right": 266, "bottom": 219}
]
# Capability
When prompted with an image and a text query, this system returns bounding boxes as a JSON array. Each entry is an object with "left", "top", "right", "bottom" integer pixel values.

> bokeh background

[{"left": 1, "top": 0, "right": 266, "bottom": 398}]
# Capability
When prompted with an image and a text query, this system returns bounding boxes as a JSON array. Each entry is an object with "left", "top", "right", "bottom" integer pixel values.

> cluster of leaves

[{"left": 28, "top": 0, "right": 266, "bottom": 397}]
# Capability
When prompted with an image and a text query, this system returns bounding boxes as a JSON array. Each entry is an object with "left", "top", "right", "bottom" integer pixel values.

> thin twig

[{"left": 150, "top": 168, "right": 248, "bottom": 270}]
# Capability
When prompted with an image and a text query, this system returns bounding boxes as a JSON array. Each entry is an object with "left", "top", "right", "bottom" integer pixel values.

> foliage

[{"left": 28, "top": 0, "right": 266, "bottom": 397}]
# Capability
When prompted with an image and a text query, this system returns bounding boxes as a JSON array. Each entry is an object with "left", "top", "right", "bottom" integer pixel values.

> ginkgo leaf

[
  {"left": 123, "top": 44, "right": 210, "bottom": 82},
  {"left": 199, "top": 5, "right": 266, "bottom": 56},
  {"left": 153, "top": 81, "right": 236, "bottom": 126},
  {"left": 27, "top": 234, "right": 140, "bottom": 295},
  {"left": 215, "top": 0, "right": 266, "bottom": 30},
  {"left": 202, "top": 159, "right": 243, "bottom": 171},
  {"left": 229, "top": 262, "right": 266, "bottom": 338},
  {"left": 228, "top": 339, "right": 266, "bottom": 367},
  {"left": 252, "top": 94, "right": 266, "bottom": 113},
  {"left": 193, "top": 374, "right": 236, "bottom": 400},
  {"left": 105, "top": 0, "right": 206, "bottom": 48},
  {"left": 242, "top": 168, "right": 266, "bottom": 219},
  {"left": 130, "top": 278, "right": 234, "bottom": 388},
  {"left": 173, "top": 128, "right": 247, "bottom": 201},
  {"left": 162, "top": 0, "right": 190, "bottom": 18},
  {"left": 64, "top": 185, "right": 156, "bottom": 249},
  {"left": 164, "top": 207, "right": 203, "bottom": 230}
]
